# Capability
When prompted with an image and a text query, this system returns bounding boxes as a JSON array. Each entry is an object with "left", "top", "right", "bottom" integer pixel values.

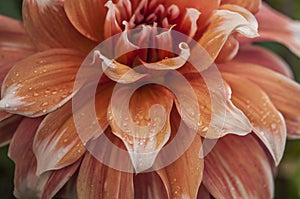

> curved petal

[
  {"left": 93, "top": 50, "right": 147, "bottom": 84},
  {"left": 109, "top": 85, "right": 173, "bottom": 172},
  {"left": 0, "top": 49, "right": 85, "bottom": 117},
  {"left": 172, "top": 70, "right": 252, "bottom": 139},
  {"left": 134, "top": 172, "right": 168, "bottom": 198},
  {"left": 219, "top": 62, "right": 300, "bottom": 119},
  {"left": 222, "top": 73, "right": 286, "bottom": 165},
  {"left": 156, "top": 110, "right": 203, "bottom": 199},
  {"left": 203, "top": 134, "right": 274, "bottom": 199},
  {"left": 199, "top": 6, "right": 258, "bottom": 61},
  {"left": 234, "top": 45, "right": 294, "bottom": 78},
  {"left": 215, "top": 35, "right": 239, "bottom": 63},
  {"left": 140, "top": 42, "right": 190, "bottom": 70},
  {"left": 64, "top": 0, "right": 106, "bottom": 42},
  {"left": 240, "top": 3, "right": 300, "bottom": 57},
  {"left": 8, "top": 117, "right": 81, "bottom": 199},
  {"left": 221, "top": 0, "right": 261, "bottom": 13},
  {"left": 22, "top": 0, "right": 95, "bottom": 52},
  {"left": 77, "top": 152, "right": 134, "bottom": 199},
  {"left": 33, "top": 84, "right": 113, "bottom": 174},
  {"left": 0, "top": 114, "right": 22, "bottom": 147},
  {"left": 33, "top": 102, "right": 85, "bottom": 175}
]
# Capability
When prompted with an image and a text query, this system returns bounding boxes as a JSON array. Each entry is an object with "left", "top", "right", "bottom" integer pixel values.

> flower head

[{"left": 1, "top": 0, "right": 300, "bottom": 198}]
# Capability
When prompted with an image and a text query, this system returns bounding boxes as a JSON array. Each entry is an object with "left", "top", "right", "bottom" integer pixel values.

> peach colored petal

[
  {"left": 223, "top": 73, "right": 286, "bottom": 165},
  {"left": 203, "top": 134, "right": 274, "bottom": 199},
  {"left": 93, "top": 50, "right": 147, "bottom": 83},
  {"left": 64, "top": 0, "right": 106, "bottom": 42},
  {"left": 178, "top": 8, "right": 201, "bottom": 41},
  {"left": 77, "top": 152, "right": 134, "bottom": 199},
  {"left": 134, "top": 172, "right": 168, "bottom": 198},
  {"left": 8, "top": 118, "right": 80, "bottom": 198},
  {"left": 240, "top": 3, "right": 300, "bottom": 57},
  {"left": 284, "top": 114, "right": 300, "bottom": 139},
  {"left": 219, "top": 62, "right": 300, "bottom": 119},
  {"left": 0, "top": 15, "right": 25, "bottom": 33},
  {"left": 109, "top": 85, "right": 173, "bottom": 172},
  {"left": 234, "top": 45, "right": 293, "bottom": 78},
  {"left": 104, "top": 0, "right": 123, "bottom": 38},
  {"left": 156, "top": 111, "right": 203, "bottom": 199},
  {"left": 198, "top": 6, "right": 258, "bottom": 61},
  {"left": 33, "top": 83, "right": 113, "bottom": 174},
  {"left": 33, "top": 102, "right": 85, "bottom": 175},
  {"left": 221, "top": 0, "right": 261, "bottom": 13},
  {"left": 0, "top": 115, "right": 22, "bottom": 147},
  {"left": 0, "top": 49, "right": 85, "bottom": 117},
  {"left": 172, "top": 71, "right": 251, "bottom": 139},
  {"left": 23, "top": 0, "right": 95, "bottom": 52},
  {"left": 140, "top": 42, "right": 190, "bottom": 70},
  {"left": 215, "top": 35, "right": 239, "bottom": 63}
]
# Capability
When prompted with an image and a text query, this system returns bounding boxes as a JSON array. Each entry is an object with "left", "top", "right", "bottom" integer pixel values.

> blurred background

[{"left": 0, "top": 0, "right": 300, "bottom": 198}]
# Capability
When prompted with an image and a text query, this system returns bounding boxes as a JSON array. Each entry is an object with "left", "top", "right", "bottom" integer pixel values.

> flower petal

[
  {"left": 222, "top": 73, "right": 286, "bottom": 165},
  {"left": 8, "top": 117, "right": 81, "bottom": 198},
  {"left": 64, "top": 0, "right": 106, "bottom": 42},
  {"left": 140, "top": 42, "right": 190, "bottom": 70},
  {"left": 240, "top": 3, "right": 300, "bottom": 57},
  {"left": 203, "top": 134, "right": 274, "bottom": 199},
  {"left": 22, "top": 0, "right": 95, "bottom": 52},
  {"left": 219, "top": 62, "right": 300, "bottom": 119},
  {"left": 0, "top": 114, "right": 22, "bottom": 147},
  {"left": 134, "top": 172, "right": 168, "bottom": 198},
  {"left": 172, "top": 70, "right": 252, "bottom": 139},
  {"left": 0, "top": 15, "right": 25, "bottom": 33},
  {"left": 285, "top": 117, "right": 300, "bottom": 139},
  {"left": 104, "top": 0, "right": 123, "bottom": 38},
  {"left": 109, "top": 85, "right": 173, "bottom": 172},
  {"left": 156, "top": 111, "right": 203, "bottom": 199},
  {"left": 77, "top": 152, "right": 134, "bottom": 199},
  {"left": 33, "top": 102, "right": 85, "bottom": 175},
  {"left": 198, "top": 6, "right": 258, "bottom": 61},
  {"left": 33, "top": 83, "right": 113, "bottom": 174},
  {"left": 0, "top": 49, "right": 85, "bottom": 117},
  {"left": 221, "top": 0, "right": 261, "bottom": 13},
  {"left": 93, "top": 50, "right": 147, "bottom": 84},
  {"left": 234, "top": 45, "right": 294, "bottom": 78}
]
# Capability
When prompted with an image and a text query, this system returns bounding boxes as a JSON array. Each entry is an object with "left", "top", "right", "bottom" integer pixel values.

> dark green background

[{"left": 0, "top": 0, "right": 300, "bottom": 198}]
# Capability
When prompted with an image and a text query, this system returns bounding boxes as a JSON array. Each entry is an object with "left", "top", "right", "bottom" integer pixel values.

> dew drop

[{"left": 41, "top": 102, "right": 49, "bottom": 107}]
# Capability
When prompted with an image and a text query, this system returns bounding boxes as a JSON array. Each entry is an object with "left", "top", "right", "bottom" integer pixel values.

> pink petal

[
  {"left": 203, "top": 134, "right": 274, "bottom": 199},
  {"left": 234, "top": 45, "right": 294, "bottom": 78},
  {"left": 223, "top": 73, "right": 286, "bottom": 165},
  {"left": 0, "top": 49, "right": 85, "bottom": 117},
  {"left": 285, "top": 115, "right": 300, "bottom": 139},
  {"left": 0, "top": 15, "right": 26, "bottom": 33},
  {"left": 240, "top": 3, "right": 300, "bottom": 57}
]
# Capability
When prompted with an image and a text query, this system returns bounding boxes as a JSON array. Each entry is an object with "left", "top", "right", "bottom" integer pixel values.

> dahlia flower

[{"left": 0, "top": 0, "right": 300, "bottom": 198}]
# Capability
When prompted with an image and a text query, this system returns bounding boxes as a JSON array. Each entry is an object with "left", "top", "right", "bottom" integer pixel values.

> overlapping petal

[
  {"left": 64, "top": 0, "right": 106, "bottom": 42},
  {"left": 234, "top": 45, "right": 293, "bottom": 78},
  {"left": 109, "top": 84, "right": 173, "bottom": 172},
  {"left": 0, "top": 49, "right": 85, "bottom": 117},
  {"left": 223, "top": 73, "right": 286, "bottom": 165},
  {"left": 8, "top": 118, "right": 80, "bottom": 198},
  {"left": 203, "top": 134, "right": 274, "bottom": 199},
  {"left": 77, "top": 152, "right": 134, "bottom": 199},
  {"left": 221, "top": 0, "right": 261, "bottom": 13},
  {"left": 198, "top": 5, "right": 258, "bottom": 61},
  {"left": 156, "top": 110, "right": 203, "bottom": 199},
  {"left": 23, "top": 0, "right": 95, "bottom": 52},
  {"left": 0, "top": 114, "right": 22, "bottom": 147},
  {"left": 219, "top": 62, "right": 300, "bottom": 120}
]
